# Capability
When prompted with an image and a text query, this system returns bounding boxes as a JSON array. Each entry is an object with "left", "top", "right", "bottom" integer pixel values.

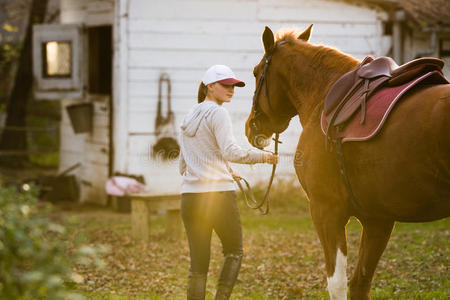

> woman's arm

[{"left": 211, "top": 108, "right": 269, "bottom": 164}]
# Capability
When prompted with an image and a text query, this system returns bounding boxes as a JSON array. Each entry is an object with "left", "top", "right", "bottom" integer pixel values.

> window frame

[{"left": 33, "top": 23, "right": 85, "bottom": 100}]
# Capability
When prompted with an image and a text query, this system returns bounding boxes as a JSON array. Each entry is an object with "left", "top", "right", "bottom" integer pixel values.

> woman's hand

[{"left": 263, "top": 153, "right": 279, "bottom": 164}]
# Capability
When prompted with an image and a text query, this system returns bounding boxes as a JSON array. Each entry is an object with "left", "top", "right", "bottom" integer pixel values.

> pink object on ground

[{"left": 105, "top": 176, "right": 146, "bottom": 196}]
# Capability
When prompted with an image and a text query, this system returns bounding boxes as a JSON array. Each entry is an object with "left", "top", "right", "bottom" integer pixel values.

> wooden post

[
  {"left": 393, "top": 10, "right": 405, "bottom": 64},
  {"left": 131, "top": 199, "right": 150, "bottom": 241},
  {"left": 129, "top": 194, "right": 181, "bottom": 241}
]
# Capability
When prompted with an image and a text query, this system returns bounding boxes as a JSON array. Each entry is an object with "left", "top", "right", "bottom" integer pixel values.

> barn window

[
  {"left": 33, "top": 24, "right": 84, "bottom": 100},
  {"left": 42, "top": 41, "right": 72, "bottom": 78}
]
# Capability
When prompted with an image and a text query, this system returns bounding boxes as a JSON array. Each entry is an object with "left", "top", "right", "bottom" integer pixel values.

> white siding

[
  {"left": 60, "top": 0, "right": 113, "bottom": 204},
  {"left": 122, "top": 0, "right": 391, "bottom": 195},
  {"left": 403, "top": 32, "right": 450, "bottom": 78},
  {"left": 112, "top": 0, "right": 129, "bottom": 174},
  {"left": 59, "top": 99, "right": 85, "bottom": 179},
  {"left": 442, "top": 57, "right": 450, "bottom": 79},
  {"left": 61, "top": 0, "right": 114, "bottom": 26},
  {"left": 59, "top": 98, "right": 111, "bottom": 204}
]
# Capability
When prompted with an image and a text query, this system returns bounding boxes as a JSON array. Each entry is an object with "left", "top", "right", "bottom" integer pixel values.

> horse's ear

[
  {"left": 262, "top": 26, "right": 275, "bottom": 54},
  {"left": 298, "top": 24, "right": 313, "bottom": 42}
]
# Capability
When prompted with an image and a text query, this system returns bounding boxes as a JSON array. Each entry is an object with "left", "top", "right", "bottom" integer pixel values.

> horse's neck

[{"left": 289, "top": 52, "right": 359, "bottom": 127}]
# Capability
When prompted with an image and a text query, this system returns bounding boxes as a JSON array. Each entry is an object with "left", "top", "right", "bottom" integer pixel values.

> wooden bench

[{"left": 129, "top": 194, "right": 182, "bottom": 241}]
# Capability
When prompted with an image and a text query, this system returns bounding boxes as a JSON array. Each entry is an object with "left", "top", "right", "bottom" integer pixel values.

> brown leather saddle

[{"left": 323, "top": 56, "right": 445, "bottom": 145}]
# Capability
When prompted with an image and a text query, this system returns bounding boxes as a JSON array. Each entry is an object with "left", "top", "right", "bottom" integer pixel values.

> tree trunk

[{"left": 0, "top": 0, "right": 48, "bottom": 166}]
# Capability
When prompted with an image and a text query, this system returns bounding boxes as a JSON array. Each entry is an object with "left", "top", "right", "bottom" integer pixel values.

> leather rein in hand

[
  {"left": 233, "top": 133, "right": 280, "bottom": 215},
  {"left": 233, "top": 41, "right": 285, "bottom": 215}
]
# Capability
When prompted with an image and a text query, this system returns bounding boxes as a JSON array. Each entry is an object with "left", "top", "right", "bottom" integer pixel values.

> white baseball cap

[{"left": 202, "top": 65, "right": 245, "bottom": 87}]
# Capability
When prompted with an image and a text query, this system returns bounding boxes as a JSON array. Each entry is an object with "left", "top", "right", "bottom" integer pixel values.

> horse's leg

[
  {"left": 349, "top": 219, "right": 394, "bottom": 300},
  {"left": 310, "top": 203, "right": 349, "bottom": 300}
]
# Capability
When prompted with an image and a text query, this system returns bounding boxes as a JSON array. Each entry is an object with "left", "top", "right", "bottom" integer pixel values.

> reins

[{"left": 233, "top": 133, "right": 280, "bottom": 215}]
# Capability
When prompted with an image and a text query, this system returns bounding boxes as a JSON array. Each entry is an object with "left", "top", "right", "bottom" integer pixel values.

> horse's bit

[{"left": 233, "top": 41, "right": 286, "bottom": 214}]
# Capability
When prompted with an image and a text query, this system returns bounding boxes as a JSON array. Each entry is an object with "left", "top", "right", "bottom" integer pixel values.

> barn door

[
  {"left": 79, "top": 25, "right": 113, "bottom": 205},
  {"left": 34, "top": 23, "right": 113, "bottom": 205}
]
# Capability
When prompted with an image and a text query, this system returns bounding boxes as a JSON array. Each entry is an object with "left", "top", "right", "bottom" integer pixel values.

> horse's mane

[{"left": 275, "top": 29, "right": 359, "bottom": 71}]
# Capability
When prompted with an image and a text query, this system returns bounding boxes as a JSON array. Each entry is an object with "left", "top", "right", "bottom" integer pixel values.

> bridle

[
  {"left": 249, "top": 40, "right": 287, "bottom": 136},
  {"left": 234, "top": 41, "right": 286, "bottom": 214}
]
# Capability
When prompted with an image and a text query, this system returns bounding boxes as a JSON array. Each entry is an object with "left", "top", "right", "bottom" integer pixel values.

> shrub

[{"left": 0, "top": 184, "right": 100, "bottom": 299}]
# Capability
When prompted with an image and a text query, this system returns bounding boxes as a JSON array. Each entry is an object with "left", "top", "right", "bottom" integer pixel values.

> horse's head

[{"left": 245, "top": 25, "right": 313, "bottom": 149}]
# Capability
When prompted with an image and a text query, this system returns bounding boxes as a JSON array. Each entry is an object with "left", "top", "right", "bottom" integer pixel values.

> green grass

[
  {"left": 242, "top": 214, "right": 315, "bottom": 233},
  {"left": 53, "top": 203, "right": 450, "bottom": 300}
]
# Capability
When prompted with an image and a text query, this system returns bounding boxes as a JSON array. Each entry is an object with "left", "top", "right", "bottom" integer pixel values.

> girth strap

[{"left": 335, "top": 137, "right": 360, "bottom": 212}]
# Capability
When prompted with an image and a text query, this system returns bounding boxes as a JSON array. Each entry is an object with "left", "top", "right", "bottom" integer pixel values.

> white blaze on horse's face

[{"left": 327, "top": 249, "right": 347, "bottom": 300}]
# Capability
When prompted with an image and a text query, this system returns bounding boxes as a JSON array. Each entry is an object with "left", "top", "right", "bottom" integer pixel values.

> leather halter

[
  {"left": 235, "top": 41, "right": 286, "bottom": 214},
  {"left": 250, "top": 40, "right": 287, "bottom": 135}
]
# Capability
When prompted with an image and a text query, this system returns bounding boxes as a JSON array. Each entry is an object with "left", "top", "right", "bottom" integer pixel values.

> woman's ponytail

[{"left": 197, "top": 82, "right": 207, "bottom": 103}]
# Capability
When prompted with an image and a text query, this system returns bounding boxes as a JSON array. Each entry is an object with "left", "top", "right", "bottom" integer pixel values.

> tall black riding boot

[
  {"left": 187, "top": 272, "right": 207, "bottom": 300},
  {"left": 214, "top": 254, "right": 243, "bottom": 300}
]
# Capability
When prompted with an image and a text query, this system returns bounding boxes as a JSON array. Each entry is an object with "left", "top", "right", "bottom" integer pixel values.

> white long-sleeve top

[{"left": 179, "top": 100, "right": 265, "bottom": 193}]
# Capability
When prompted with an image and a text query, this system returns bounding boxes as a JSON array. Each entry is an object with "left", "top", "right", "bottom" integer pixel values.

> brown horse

[{"left": 245, "top": 25, "right": 450, "bottom": 300}]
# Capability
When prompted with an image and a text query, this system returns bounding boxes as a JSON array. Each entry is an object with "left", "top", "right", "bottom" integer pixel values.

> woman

[{"left": 179, "top": 64, "right": 279, "bottom": 300}]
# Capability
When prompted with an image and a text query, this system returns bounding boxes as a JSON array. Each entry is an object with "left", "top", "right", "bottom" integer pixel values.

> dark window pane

[{"left": 88, "top": 26, "right": 112, "bottom": 94}]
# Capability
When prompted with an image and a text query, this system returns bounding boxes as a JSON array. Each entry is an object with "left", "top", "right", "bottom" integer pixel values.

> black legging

[{"left": 181, "top": 191, "right": 243, "bottom": 274}]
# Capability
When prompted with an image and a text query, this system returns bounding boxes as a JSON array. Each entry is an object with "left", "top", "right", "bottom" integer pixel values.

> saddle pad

[{"left": 321, "top": 70, "right": 449, "bottom": 143}]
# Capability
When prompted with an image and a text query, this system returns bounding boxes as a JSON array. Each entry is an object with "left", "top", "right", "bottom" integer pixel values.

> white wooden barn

[{"left": 32, "top": 0, "right": 450, "bottom": 204}]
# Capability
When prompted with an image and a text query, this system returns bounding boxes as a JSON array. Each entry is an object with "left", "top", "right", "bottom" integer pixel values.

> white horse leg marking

[{"left": 327, "top": 248, "right": 347, "bottom": 300}]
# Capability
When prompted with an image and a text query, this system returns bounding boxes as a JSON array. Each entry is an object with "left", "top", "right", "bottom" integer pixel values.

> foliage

[
  {"left": 27, "top": 100, "right": 60, "bottom": 167},
  {"left": 0, "top": 1, "right": 29, "bottom": 105},
  {"left": 0, "top": 22, "right": 22, "bottom": 63},
  {"left": 0, "top": 0, "right": 60, "bottom": 168},
  {"left": 0, "top": 0, "right": 50, "bottom": 167},
  {"left": 0, "top": 185, "right": 104, "bottom": 299}
]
